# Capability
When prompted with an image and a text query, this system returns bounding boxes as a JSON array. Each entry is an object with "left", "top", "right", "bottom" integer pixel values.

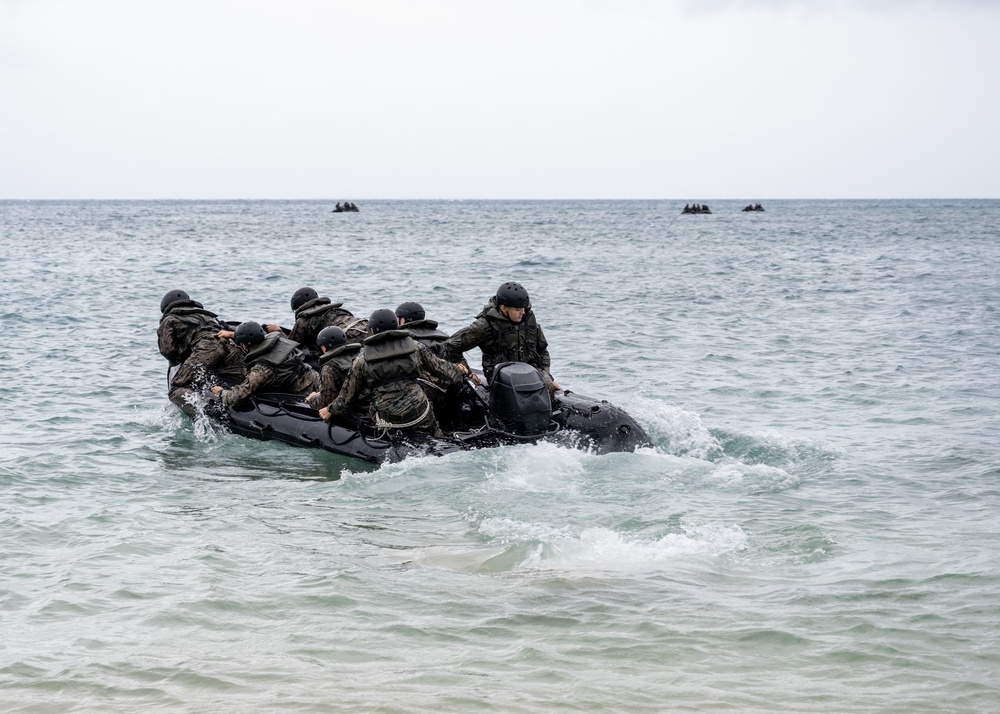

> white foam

[
  {"left": 133, "top": 402, "right": 184, "bottom": 430},
  {"left": 707, "top": 459, "right": 801, "bottom": 493},
  {"left": 478, "top": 517, "right": 748, "bottom": 571},
  {"left": 480, "top": 441, "right": 588, "bottom": 494},
  {"left": 626, "top": 396, "right": 723, "bottom": 460}
]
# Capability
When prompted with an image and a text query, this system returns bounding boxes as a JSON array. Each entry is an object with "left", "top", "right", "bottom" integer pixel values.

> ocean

[{"left": 1, "top": 199, "right": 998, "bottom": 712}]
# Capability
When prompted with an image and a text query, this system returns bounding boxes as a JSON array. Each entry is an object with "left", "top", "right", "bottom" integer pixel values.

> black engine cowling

[{"left": 488, "top": 362, "right": 552, "bottom": 436}]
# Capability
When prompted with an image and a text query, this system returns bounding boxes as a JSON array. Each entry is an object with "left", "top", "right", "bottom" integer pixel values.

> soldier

[
  {"left": 157, "top": 289, "right": 246, "bottom": 417},
  {"left": 264, "top": 287, "right": 368, "bottom": 357},
  {"left": 395, "top": 301, "right": 454, "bottom": 414},
  {"left": 305, "top": 326, "right": 362, "bottom": 410},
  {"left": 444, "top": 281, "right": 562, "bottom": 393},
  {"left": 322, "top": 309, "right": 469, "bottom": 436},
  {"left": 210, "top": 321, "right": 318, "bottom": 406},
  {"left": 395, "top": 301, "right": 449, "bottom": 356}
]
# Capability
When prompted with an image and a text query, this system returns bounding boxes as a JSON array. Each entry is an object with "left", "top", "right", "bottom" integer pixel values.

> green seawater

[{"left": 1, "top": 199, "right": 999, "bottom": 712}]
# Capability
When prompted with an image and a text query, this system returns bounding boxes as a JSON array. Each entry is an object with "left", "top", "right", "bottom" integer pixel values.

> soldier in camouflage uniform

[
  {"left": 210, "top": 321, "right": 318, "bottom": 406},
  {"left": 157, "top": 289, "right": 246, "bottom": 417},
  {"left": 305, "top": 326, "right": 362, "bottom": 411},
  {"left": 323, "top": 309, "right": 469, "bottom": 436},
  {"left": 395, "top": 301, "right": 449, "bottom": 356},
  {"left": 264, "top": 287, "right": 368, "bottom": 361},
  {"left": 395, "top": 301, "right": 454, "bottom": 413},
  {"left": 444, "top": 282, "right": 562, "bottom": 393}
]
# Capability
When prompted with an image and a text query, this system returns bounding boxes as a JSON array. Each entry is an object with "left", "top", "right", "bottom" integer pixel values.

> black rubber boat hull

[{"left": 172, "top": 365, "right": 652, "bottom": 464}]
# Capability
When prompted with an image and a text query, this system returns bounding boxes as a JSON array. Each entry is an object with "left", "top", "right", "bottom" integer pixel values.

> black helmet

[
  {"left": 234, "top": 320, "right": 267, "bottom": 348},
  {"left": 368, "top": 308, "right": 399, "bottom": 335},
  {"left": 317, "top": 326, "right": 347, "bottom": 350},
  {"left": 496, "top": 281, "right": 530, "bottom": 309},
  {"left": 290, "top": 287, "right": 319, "bottom": 312},
  {"left": 395, "top": 301, "right": 425, "bottom": 322},
  {"left": 160, "top": 289, "right": 190, "bottom": 314}
]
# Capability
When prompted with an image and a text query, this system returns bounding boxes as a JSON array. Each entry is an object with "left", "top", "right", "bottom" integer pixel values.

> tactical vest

[
  {"left": 160, "top": 301, "right": 224, "bottom": 359},
  {"left": 245, "top": 333, "right": 309, "bottom": 391},
  {"left": 362, "top": 330, "right": 420, "bottom": 392},
  {"left": 481, "top": 306, "right": 543, "bottom": 379}
]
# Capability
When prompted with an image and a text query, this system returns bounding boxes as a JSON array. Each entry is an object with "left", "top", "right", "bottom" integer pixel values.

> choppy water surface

[{"left": 2, "top": 199, "right": 999, "bottom": 712}]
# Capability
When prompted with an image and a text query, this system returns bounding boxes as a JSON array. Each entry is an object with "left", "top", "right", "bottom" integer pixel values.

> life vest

[
  {"left": 362, "top": 330, "right": 421, "bottom": 392},
  {"left": 296, "top": 297, "right": 366, "bottom": 342},
  {"left": 403, "top": 319, "right": 449, "bottom": 356},
  {"left": 294, "top": 296, "right": 343, "bottom": 320},
  {"left": 245, "top": 333, "right": 310, "bottom": 391},
  {"left": 319, "top": 342, "right": 362, "bottom": 373}
]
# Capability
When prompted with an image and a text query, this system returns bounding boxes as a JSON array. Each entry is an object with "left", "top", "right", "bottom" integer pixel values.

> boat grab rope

[
  {"left": 250, "top": 396, "right": 324, "bottom": 422},
  {"left": 372, "top": 401, "right": 432, "bottom": 439}
]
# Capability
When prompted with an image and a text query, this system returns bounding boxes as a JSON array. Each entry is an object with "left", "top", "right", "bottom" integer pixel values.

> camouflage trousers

[
  {"left": 372, "top": 383, "right": 442, "bottom": 437},
  {"left": 169, "top": 335, "right": 246, "bottom": 418}
]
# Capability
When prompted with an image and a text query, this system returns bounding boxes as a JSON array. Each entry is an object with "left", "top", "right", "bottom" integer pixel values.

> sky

[{"left": 1, "top": 0, "right": 998, "bottom": 199}]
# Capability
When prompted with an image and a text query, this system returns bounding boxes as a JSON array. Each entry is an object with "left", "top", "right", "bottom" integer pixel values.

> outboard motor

[{"left": 488, "top": 362, "right": 552, "bottom": 436}]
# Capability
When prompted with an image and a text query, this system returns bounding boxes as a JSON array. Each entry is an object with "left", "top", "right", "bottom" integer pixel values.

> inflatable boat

[{"left": 174, "top": 362, "right": 651, "bottom": 464}]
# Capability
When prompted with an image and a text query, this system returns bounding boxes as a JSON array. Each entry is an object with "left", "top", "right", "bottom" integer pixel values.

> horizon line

[{"left": 2, "top": 197, "right": 997, "bottom": 202}]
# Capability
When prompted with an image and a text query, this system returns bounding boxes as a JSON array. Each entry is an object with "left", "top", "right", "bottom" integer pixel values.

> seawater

[{"left": 1, "top": 199, "right": 999, "bottom": 713}]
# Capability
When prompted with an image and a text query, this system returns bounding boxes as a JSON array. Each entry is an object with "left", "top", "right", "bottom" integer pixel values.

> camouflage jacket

[
  {"left": 157, "top": 300, "right": 226, "bottom": 365},
  {"left": 444, "top": 298, "right": 551, "bottom": 383},
  {"left": 286, "top": 297, "right": 368, "bottom": 349},
  {"left": 170, "top": 333, "right": 247, "bottom": 392},
  {"left": 307, "top": 343, "right": 362, "bottom": 410},
  {"left": 220, "top": 336, "right": 319, "bottom": 406},
  {"left": 221, "top": 362, "right": 319, "bottom": 406}
]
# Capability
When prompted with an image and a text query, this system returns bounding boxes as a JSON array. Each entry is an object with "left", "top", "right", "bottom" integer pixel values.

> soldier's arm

[
  {"left": 306, "top": 367, "right": 330, "bottom": 408},
  {"left": 157, "top": 319, "right": 179, "bottom": 363},
  {"left": 286, "top": 318, "right": 309, "bottom": 343},
  {"left": 444, "top": 318, "right": 488, "bottom": 362},
  {"left": 418, "top": 344, "right": 465, "bottom": 386},
  {"left": 221, "top": 364, "right": 274, "bottom": 405},
  {"left": 310, "top": 365, "right": 342, "bottom": 409},
  {"left": 327, "top": 359, "right": 364, "bottom": 416}
]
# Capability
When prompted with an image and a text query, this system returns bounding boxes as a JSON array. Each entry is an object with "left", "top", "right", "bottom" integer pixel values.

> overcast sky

[{"left": 1, "top": 0, "right": 998, "bottom": 199}]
